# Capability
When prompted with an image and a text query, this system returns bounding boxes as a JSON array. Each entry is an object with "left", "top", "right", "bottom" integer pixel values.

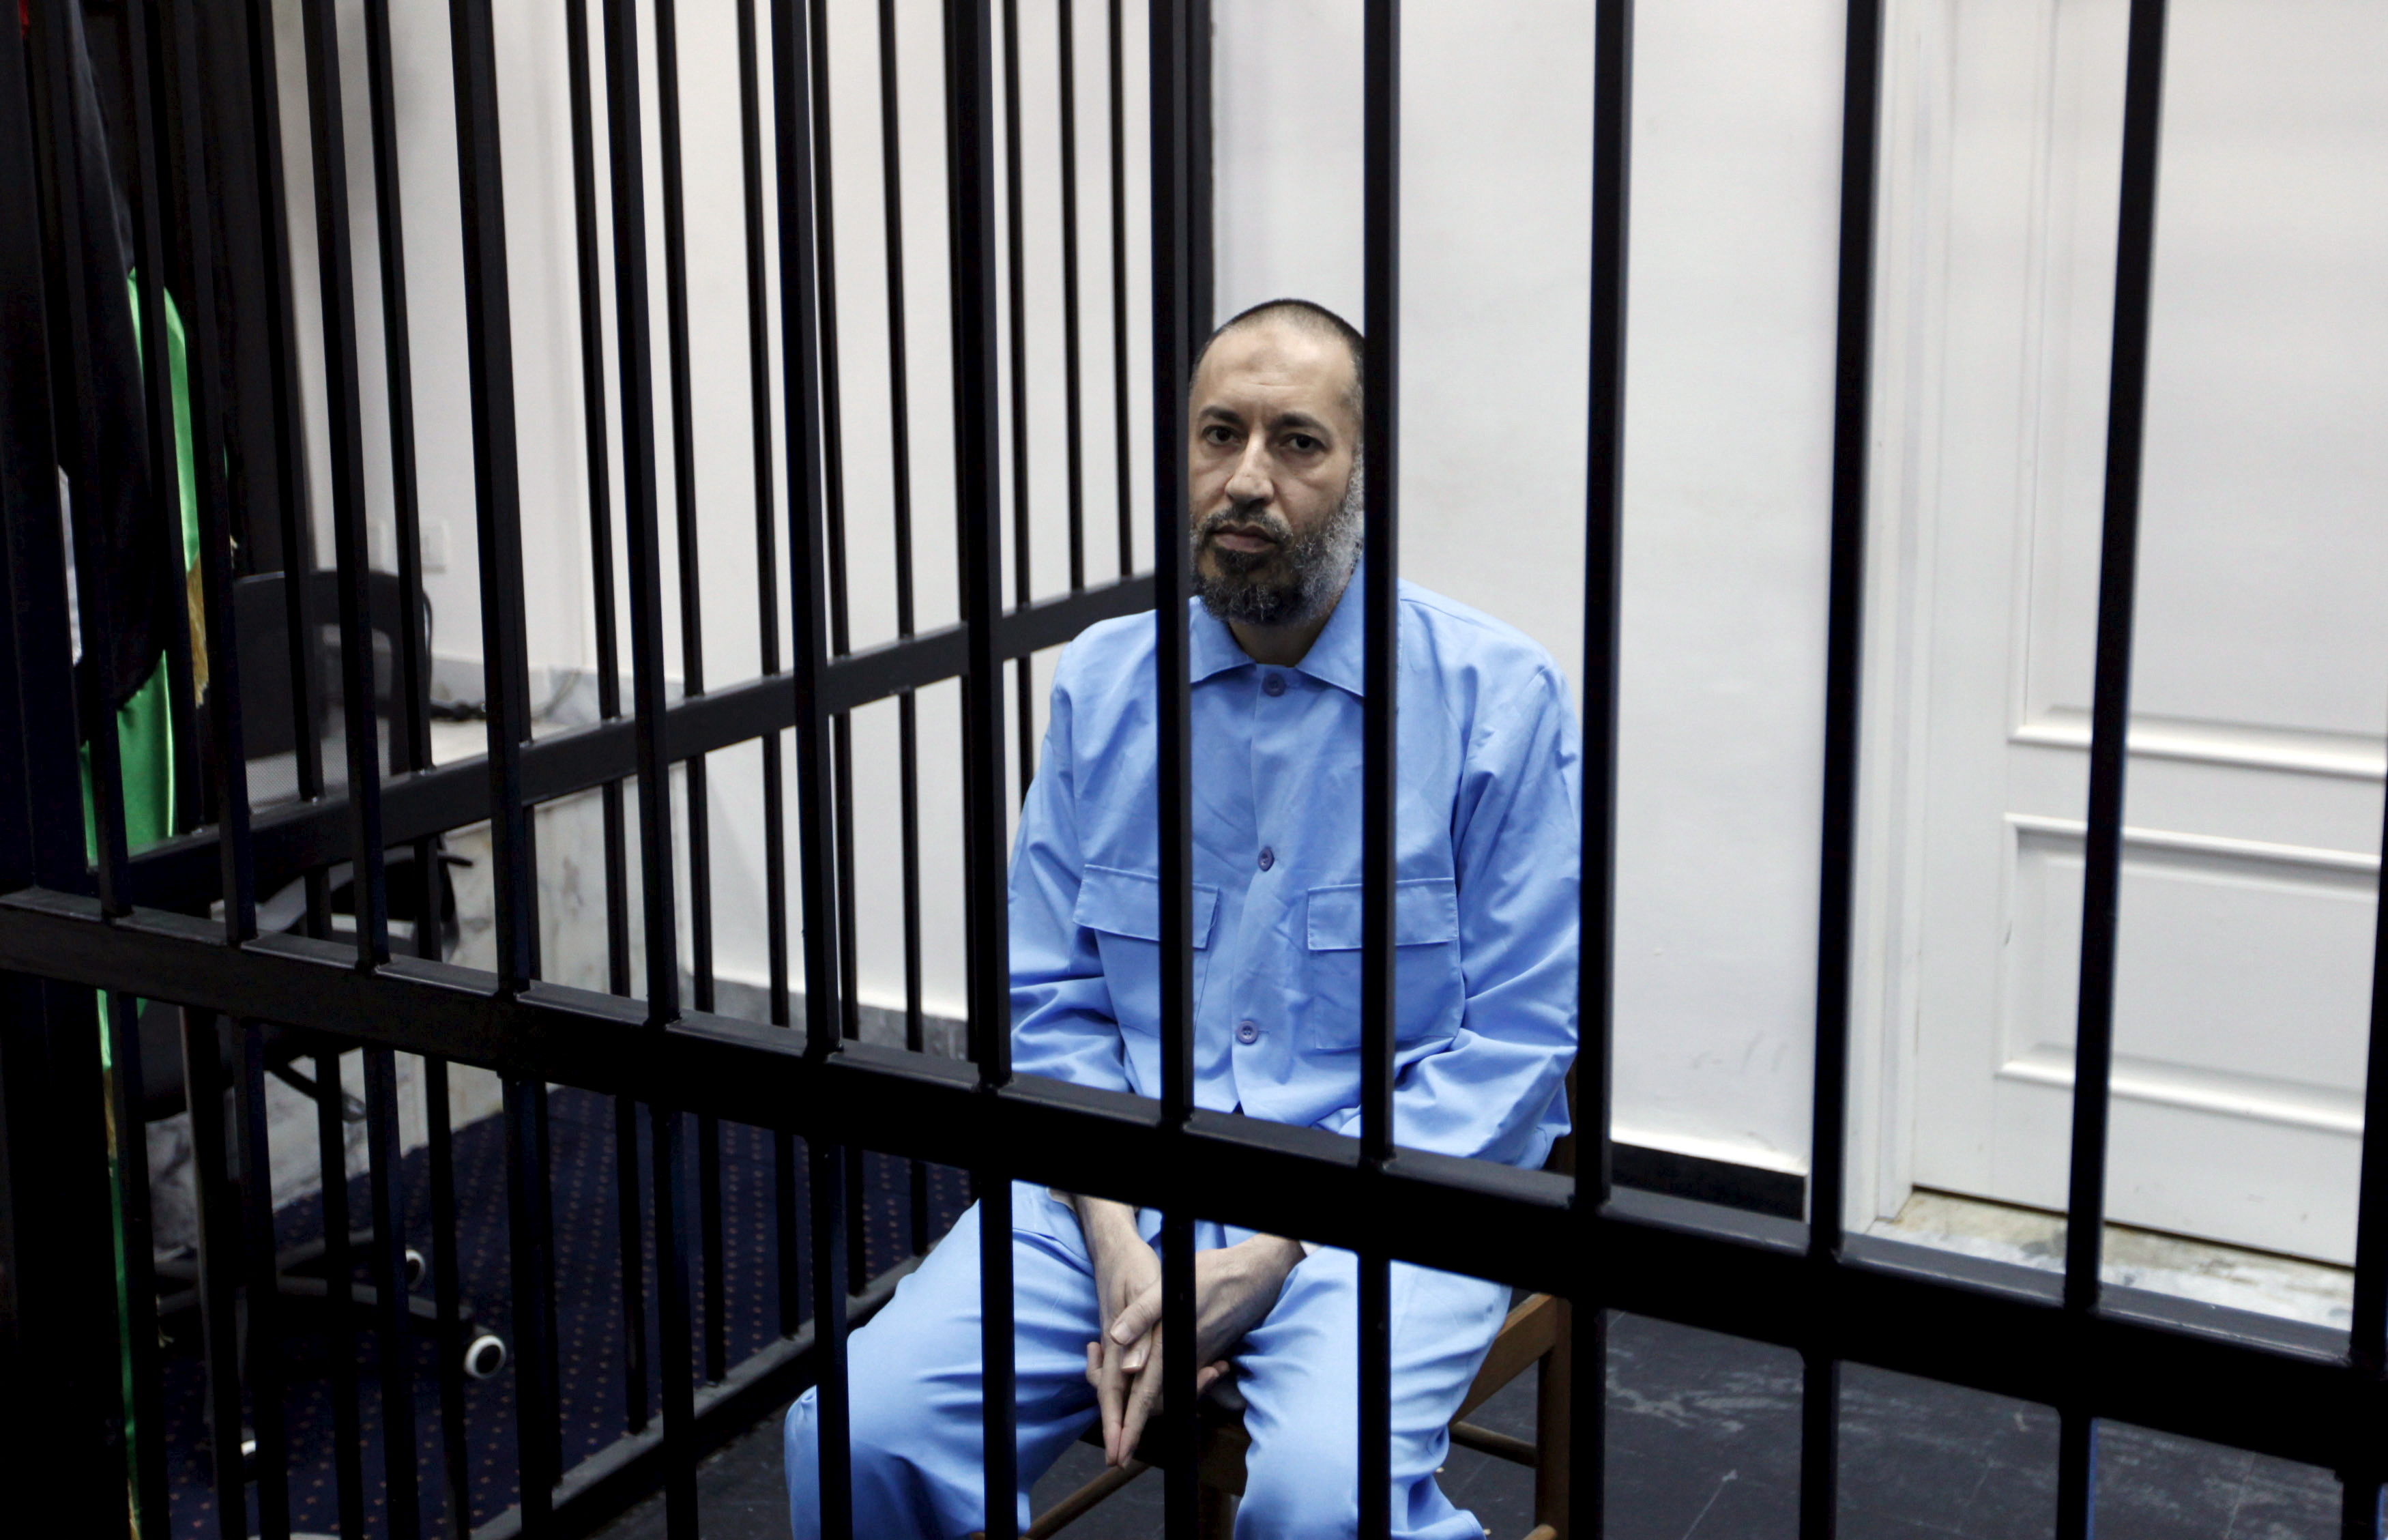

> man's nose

[{"left": 1223, "top": 441, "right": 1272, "bottom": 505}]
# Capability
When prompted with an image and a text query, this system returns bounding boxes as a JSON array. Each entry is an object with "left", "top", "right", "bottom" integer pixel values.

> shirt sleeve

[
  {"left": 1008, "top": 658, "right": 1135, "bottom": 1094},
  {"left": 1326, "top": 665, "right": 1581, "bottom": 1169}
]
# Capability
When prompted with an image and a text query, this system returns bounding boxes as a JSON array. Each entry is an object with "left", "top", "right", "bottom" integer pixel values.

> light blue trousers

[{"left": 783, "top": 1182, "right": 1508, "bottom": 1539}]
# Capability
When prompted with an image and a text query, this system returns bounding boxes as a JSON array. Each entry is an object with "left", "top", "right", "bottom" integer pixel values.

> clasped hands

[{"left": 1073, "top": 1195, "right": 1305, "bottom": 1469}]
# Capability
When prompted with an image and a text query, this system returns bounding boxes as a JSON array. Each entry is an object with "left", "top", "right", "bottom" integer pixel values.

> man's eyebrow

[{"left": 1270, "top": 410, "right": 1333, "bottom": 437}]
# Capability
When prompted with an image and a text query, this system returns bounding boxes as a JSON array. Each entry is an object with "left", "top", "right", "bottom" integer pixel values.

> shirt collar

[{"left": 1184, "top": 557, "right": 1371, "bottom": 698}]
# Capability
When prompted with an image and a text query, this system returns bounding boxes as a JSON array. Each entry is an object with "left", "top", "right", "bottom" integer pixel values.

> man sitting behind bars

[{"left": 785, "top": 299, "right": 1579, "bottom": 1538}]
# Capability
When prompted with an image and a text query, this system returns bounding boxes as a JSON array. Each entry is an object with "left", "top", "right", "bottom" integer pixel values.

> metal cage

[{"left": 1, "top": 1, "right": 2384, "bottom": 1538}]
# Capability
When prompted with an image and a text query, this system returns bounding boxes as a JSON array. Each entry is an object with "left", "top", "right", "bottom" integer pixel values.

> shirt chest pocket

[
  {"left": 1301, "top": 877, "right": 1463, "bottom": 1049},
  {"left": 1073, "top": 865, "right": 1219, "bottom": 1037}
]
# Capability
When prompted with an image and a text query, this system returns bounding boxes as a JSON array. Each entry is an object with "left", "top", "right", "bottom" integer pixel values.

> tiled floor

[{"left": 596, "top": 1307, "right": 2347, "bottom": 1539}]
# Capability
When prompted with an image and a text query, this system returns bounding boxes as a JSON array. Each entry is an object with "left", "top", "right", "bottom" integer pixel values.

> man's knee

[
  {"left": 785, "top": 1384, "right": 935, "bottom": 1537},
  {"left": 1237, "top": 1423, "right": 1360, "bottom": 1538}
]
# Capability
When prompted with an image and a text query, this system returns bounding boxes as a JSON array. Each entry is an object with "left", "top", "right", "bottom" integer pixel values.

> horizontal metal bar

[
  {"left": 123, "top": 575, "right": 1155, "bottom": 909},
  {"left": 469, "top": 1256, "right": 916, "bottom": 1540},
  {"left": 0, "top": 884, "right": 2376, "bottom": 1477}
]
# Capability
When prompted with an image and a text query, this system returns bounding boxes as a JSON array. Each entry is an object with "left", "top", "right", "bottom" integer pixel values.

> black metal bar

[
  {"left": 1809, "top": 0, "right": 1886, "bottom": 1271},
  {"left": 1058, "top": 0, "right": 1088, "bottom": 594},
  {"left": 806, "top": 0, "right": 871, "bottom": 1297},
  {"left": 561, "top": 0, "right": 649, "bottom": 1434},
  {"left": 2057, "top": 1410, "right": 2097, "bottom": 1540},
  {"left": 315, "top": 1046, "right": 368, "bottom": 1540},
  {"left": 1003, "top": 0, "right": 1037, "bottom": 803},
  {"left": 501, "top": 1077, "right": 557, "bottom": 1530},
  {"left": 449, "top": 0, "right": 538, "bottom": 994},
  {"left": 871, "top": 10, "right": 931, "bottom": 1250},
  {"left": 2063, "top": 0, "right": 2170, "bottom": 1320},
  {"left": 1357, "top": 1, "right": 1400, "bottom": 1530},
  {"left": 2344, "top": 1474, "right": 2383, "bottom": 1540},
  {"left": 1801, "top": 1352, "right": 1841, "bottom": 1540},
  {"left": 424, "top": 1055, "right": 476, "bottom": 1528},
  {"left": 950, "top": 0, "right": 1017, "bottom": 1528},
  {"left": 24, "top": 0, "right": 133, "bottom": 916},
  {"left": 232, "top": 1018, "right": 295, "bottom": 1540},
  {"left": 778, "top": 0, "right": 852, "bottom": 1531},
  {"left": 364, "top": 1046, "right": 421, "bottom": 1537},
  {"left": 1146, "top": 0, "right": 1198, "bottom": 1530},
  {"left": 99, "top": 991, "right": 170, "bottom": 1534},
  {"left": 1576, "top": 0, "right": 1633, "bottom": 1520},
  {"left": 1107, "top": 0, "right": 1132, "bottom": 579},
  {"left": 296, "top": 0, "right": 392, "bottom": 970},
  {"left": 179, "top": 1012, "right": 249, "bottom": 1539},
  {"left": 1182, "top": 0, "right": 1210, "bottom": 334}
]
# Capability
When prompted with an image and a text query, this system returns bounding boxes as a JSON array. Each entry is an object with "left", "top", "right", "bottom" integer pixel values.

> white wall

[{"left": 1214, "top": 0, "right": 1852, "bottom": 1174}]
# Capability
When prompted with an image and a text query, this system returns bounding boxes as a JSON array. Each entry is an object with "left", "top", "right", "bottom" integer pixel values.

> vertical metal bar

[
  {"left": 1356, "top": 2, "right": 1400, "bottom": 1532},
  {"left": 115, "top": 0, "right": 184, "bottom": 853},
  {"left": 179, "top": 1013, "right": 249, "bottom": 1540},
  {"left": 778, "top": 0, "right": 851, "bottom": 1531},
  {"left": 501, "top": 1076, "right": 557, "bottom": 1530},
  {"left": 1147, "top": 0, "right": 1197, "bottom": 1530},
  {"left": 648, "top": 0, "right": 729, "bottom": 1404},
  {"left": 1182, "top": 0, "right": 1210, "bottom": 336},
  {"left": 2344, "top": 1474, "right": 2383, "bottom": 1540},
  {"left": 949, "top": 0, "right": 1015, "bottom": 1529},
  {"left": 234, "top": 0, "right": 325, "bottom": 950},
  {"left": 1058, "top": 0, "right": 1087, "bottom": 593},
  {"left": 423, "top": 1056, "right": 475, "bottom": 1529},
  {"left": 448, "top": 0, "right": 552, "bottom": 1527},
  {"left": 25, "top": 0, "right": 137, "bottom": 914},
  {"left": 1811, "top": 0, "right": 1884, "bottom": 1269},
  {"left": 1575, "top": 0, "right": 1633, "bottom": 1521},
  {"left": 297, "top": 0, "right": 392, "bottom": 971},
  {"left": 1801, "top": 1353, "right": 1841, "bottom": 1540},
  {"left": 312, "top": 1046, "right": 366, "bottom": 1540},
  {"left": 562, "top": 0, "right": 652, "bottom": 1432},
  {"left": 449, "top": 0, "right": 537, "bottom": 996},
  {"left": 873, "top": 0, "right": 934, "bottom": 1252},
  {"left": 1107, "top": 0, "right": 1133, "bottom": 579},
  {"left": 100, "top": 991, "right": 171, "bottom": 1535},
  {"left": 2057, "top": 1412, "right": 2098, "bottom": 1540},
  {"left": 803, "top": 0, "right": 872, "bottom": 1298},
  {"left": 733, "top": 0, "right": 802, "bottom": 1345},
  {"left": 1002, "top": 0, "right": 1037, "bottom": 801},
  {"left": 163, "top": 0, "right": 251, "bottom": 944},
  {"left": 231, "top": 1019, "right": 293, "bottom": 1540},
  {"left": 289, "top": 18, "right": 420, "bottom": 1511},
  {"left": 2063, "top": 0, "right": 2170, "bottom": 1318},
  {"left": 597, "top": 0, "right": 693, "bottom": 1520}
]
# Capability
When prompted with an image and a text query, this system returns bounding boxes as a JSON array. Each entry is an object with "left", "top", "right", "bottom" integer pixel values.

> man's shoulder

[
  {"left": 1396, "top": 581, "right": 1565, "bottom": 698},
  {"left": 1053, "top": 609, "right": 1160, "bottom": 696}
]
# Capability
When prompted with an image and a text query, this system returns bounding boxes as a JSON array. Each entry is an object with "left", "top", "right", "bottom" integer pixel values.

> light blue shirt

[{"left": 1008, "top": 568, "right": 1580, "bottom": 1171}]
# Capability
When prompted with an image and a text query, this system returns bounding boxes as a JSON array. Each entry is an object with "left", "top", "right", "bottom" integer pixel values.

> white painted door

[{"left": 1889, "top": 0, "right": 2388, "bottom": 1264}]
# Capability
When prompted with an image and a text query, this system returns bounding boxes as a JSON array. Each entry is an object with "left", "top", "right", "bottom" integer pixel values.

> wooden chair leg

[{"left": 1533, "top": 1297, "right": 1573, "bottom": 1539}]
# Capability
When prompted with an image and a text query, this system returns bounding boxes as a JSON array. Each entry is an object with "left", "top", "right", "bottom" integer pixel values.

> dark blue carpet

[{"left": 158, "top": 1086, "right": 968, "bottom": 1539}]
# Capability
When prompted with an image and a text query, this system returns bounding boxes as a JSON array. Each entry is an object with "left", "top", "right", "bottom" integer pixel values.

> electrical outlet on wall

[{"left": 421, "top": 517, "right": 450, "bottom": 573}]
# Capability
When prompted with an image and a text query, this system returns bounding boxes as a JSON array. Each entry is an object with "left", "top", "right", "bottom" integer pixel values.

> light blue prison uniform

[{"left": 787, "top": 569, "right": 1582, "bottom": 1537}]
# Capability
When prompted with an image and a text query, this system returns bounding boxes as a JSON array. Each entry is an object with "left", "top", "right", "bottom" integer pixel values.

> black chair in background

[{"left": 149, "top": 566, "right": 504, "bottom": 1382}]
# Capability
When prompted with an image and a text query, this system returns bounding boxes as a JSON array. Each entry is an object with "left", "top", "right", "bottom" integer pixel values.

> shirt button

[
  {"left": 1257, "top": 847, "right": 1275, "bottom": 871},
  {"left": 1236, "top": 1021, "right": 1259, "bottom": 1044},
  {"left": 1262, "top": 673, "right": 1287, "bottom": 697}
]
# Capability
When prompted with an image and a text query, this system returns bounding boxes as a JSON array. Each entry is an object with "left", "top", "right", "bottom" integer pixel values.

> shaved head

[{"left": 1193, "top": 298, "right": 1365, "bottom": 439}]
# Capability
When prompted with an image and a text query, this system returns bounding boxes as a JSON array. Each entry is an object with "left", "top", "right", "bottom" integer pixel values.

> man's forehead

[{"left": 1193, "top": 321, "right": 1356, "bottom": 426}]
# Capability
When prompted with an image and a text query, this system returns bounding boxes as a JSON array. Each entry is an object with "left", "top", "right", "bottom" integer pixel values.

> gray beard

[{"left": 1190, "top": 454, "right": 1365, "bottom": 629}]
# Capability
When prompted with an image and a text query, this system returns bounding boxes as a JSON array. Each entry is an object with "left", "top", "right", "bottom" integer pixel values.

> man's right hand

[{"left": 1073, "top": 1195, "right": 1162, "bottom": 1466}]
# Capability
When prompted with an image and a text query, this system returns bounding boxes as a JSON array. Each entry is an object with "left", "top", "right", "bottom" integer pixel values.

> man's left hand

[{"left": 1096, "top": 1235, "right": 1305, "bottom": 1465}]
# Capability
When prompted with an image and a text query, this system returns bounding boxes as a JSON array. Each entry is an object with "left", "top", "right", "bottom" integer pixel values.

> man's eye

[
  {"left": 1202, "top": 425, "right": 1238, "bottom": 446},
  {"left": 1284, "top": 434, "right": 1321, "bottom": 453}
]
